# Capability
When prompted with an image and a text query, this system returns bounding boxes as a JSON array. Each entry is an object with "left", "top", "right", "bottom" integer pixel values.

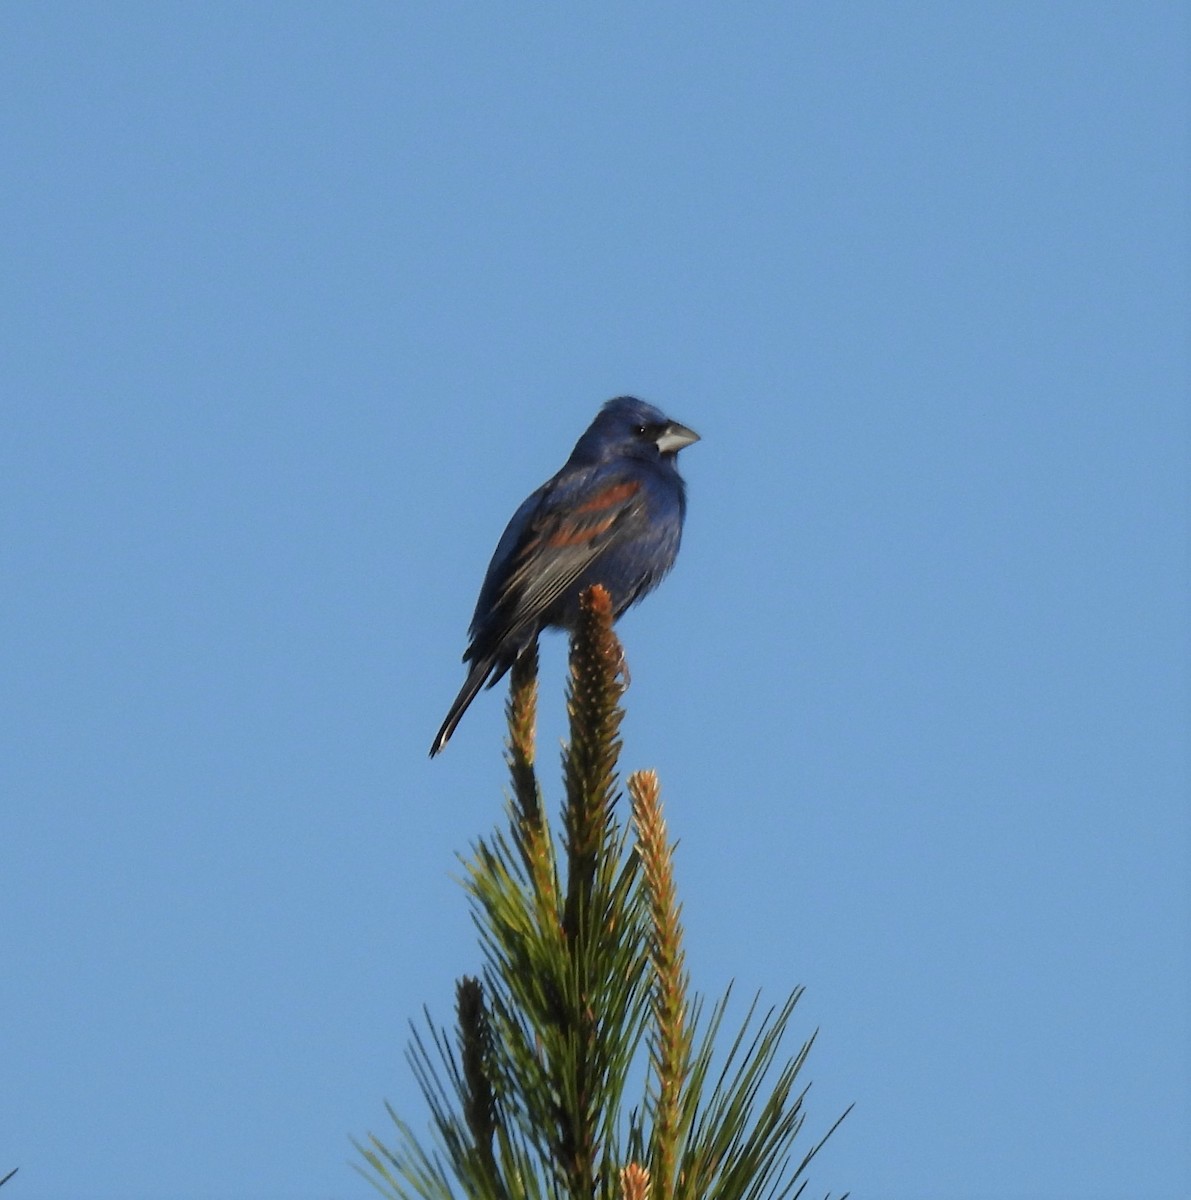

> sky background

[{"left": 2, "top": 4, "right": 1188, "bottom": 1199}]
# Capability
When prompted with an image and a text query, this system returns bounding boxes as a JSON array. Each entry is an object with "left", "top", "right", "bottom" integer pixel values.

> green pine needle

[{"left": 359, "top": 587, "right": 849, "bottom": 1200}]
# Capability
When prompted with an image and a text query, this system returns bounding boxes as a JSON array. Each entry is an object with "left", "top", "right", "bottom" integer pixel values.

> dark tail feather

[{"left": 429, "top": 658, "right": 493, "bottom": 756}]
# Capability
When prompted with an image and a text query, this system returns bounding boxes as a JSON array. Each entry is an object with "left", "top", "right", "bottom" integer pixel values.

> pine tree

[{"left": 358, "top": 586, "right": 849, "bottom": 1200}]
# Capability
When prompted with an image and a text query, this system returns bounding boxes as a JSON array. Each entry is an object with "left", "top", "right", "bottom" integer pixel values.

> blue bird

[{"left": 430, "top": 396, "right": 699, "bottom": 756}]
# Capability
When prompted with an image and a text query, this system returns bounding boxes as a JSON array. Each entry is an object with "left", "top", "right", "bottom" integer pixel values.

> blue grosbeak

[{"left": 430, "top": 396, "right": 699, "bottom": 756}]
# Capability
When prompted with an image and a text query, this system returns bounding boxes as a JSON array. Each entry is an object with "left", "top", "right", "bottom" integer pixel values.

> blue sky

[{"left": 2, "top": 4, "right": 1187, "bottom": 1198}]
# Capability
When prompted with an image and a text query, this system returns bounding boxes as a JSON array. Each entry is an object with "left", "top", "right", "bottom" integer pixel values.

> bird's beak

[{"left": 655, "top": 421, "right": 700, "bottom": 455}]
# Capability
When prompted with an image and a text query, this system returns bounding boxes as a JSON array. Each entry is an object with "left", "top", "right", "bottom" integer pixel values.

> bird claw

[{"left": 612, "top": 641, "right": 632, "bottom": 689}]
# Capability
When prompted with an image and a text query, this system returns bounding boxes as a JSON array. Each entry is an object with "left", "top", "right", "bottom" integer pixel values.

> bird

[{"left": 430, "top": 395, "right": 699, "bottom": 756}]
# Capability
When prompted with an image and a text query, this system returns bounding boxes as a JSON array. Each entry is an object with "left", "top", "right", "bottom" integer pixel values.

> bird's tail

[{"left": 429, "top": 658, "right": 493, "bottom": 756}]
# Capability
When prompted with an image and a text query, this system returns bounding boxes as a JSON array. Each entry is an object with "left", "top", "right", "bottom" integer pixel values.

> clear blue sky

[{"left": 2, "top": 5, "right": 1187, "bottom": 1198}]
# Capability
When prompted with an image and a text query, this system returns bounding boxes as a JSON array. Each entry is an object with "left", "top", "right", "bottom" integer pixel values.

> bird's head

[{"left": 570, "top": 395, "right": 700, "bottom": 467}]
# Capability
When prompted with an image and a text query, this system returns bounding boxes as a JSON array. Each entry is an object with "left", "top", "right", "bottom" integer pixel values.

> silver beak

[{"left": 655, "top": 421, "right": 700, "bottom": 455}]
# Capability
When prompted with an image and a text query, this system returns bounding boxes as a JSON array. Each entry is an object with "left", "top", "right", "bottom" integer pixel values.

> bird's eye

[{"left": 633, "top": 424, "right": 647, "bottom": 436}]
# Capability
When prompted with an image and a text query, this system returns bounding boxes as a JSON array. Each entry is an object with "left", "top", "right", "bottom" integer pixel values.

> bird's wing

[
  {"left": 436, "top": 471, "right": 646, "bottom": 752},
  {"left": 480, "top": 471, "right": 648, "bottom": 649}
]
